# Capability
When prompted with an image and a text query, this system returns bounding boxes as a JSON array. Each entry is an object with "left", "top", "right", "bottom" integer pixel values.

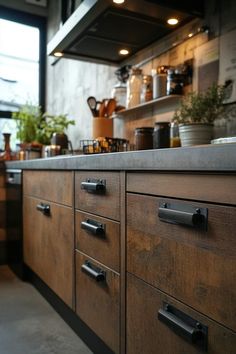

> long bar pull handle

[
  {"left": 81, "top": 261, "right": 106, "bottom": 282},
  {"left": 81, "top": 179, "right": 106, "bottom": 192},
  {"left": 158, "top": 304, "right": 207, "bottom": 350},
  {"left": 81, "top": 220, "right": 105, "bottom": 236},
  {"left": 158, "top": 202, "right": 207, "bottom": 229},
  {"left": 36, "top": 203, "right": 50, "bottom": 216}
]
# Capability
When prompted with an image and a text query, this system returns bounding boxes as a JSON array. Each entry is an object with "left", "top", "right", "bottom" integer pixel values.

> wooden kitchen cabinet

[
  {"left": 126, "top": 172, "right": 236, "bottom": 352},
  {"left": 23, "top": 171, "right": 73, "bottom": 308},
  {"left": 127, "top": 272, "right": 236, "bottom": 354},
  {"left": 75, "top": 171, "right": 122, "bottom": 354}
]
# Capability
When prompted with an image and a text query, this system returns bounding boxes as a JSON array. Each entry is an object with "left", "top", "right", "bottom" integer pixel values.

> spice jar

[
  {"left": 167, "top": 68, "right": 184, "bottom": 95},
  {"left": 153, "top": 122, "right": 170, "bottom": 149},
  {"left": 152, "top": 66, "right": 169, "bottom": 99},
  {"left": 126, "top": 67, "right": 142, "bottom": 108},
  {"left": 140, "top": 75, "right": 153, "bottom": 103},
  {"left": 170, "top": 122, "right": 181, "bottom": 147},
  {"left": 135, "top": 127, "right": 154, "bottom": 150}
]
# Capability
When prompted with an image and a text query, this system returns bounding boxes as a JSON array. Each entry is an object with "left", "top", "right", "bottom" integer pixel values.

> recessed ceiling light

[
  {"left": 113, "top": 0, "right": 125, "bottom": 4},
  {"left": 119, "top": 49, "right": 129, "bottom": 55},
  {"left": 54, "top": 52, "right": 63, "bottom": 57},
  {"left": 167, "top": 18, "right": 179, "bottom": 25},
  {"left": 188, "top": 33, "right": 194, "bottom": 38}
]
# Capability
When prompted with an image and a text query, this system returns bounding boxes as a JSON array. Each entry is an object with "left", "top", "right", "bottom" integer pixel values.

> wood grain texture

[
  {"left": 127, "top": 173, "right": 236, "bottom": 205},
  {"left": 127, "top": 273, "right": 236, "bottom": 354},
  {"left": 75, "top": 171, "right": 120, "bottom": 221},
  {"left": 75, "top": 210, "right": 120, "bottom": 272},
  {"left": 23, "top": 196, "right": 73, "bottom": 308},
  {"left": 23, "top": 171, "right": 73, "bottom": 206},
  {"left": 127, "top": 193, "right": 236, "bottom": 331},
  {"left": 75, "top": 251, "right": 120, "bottom": 354}
]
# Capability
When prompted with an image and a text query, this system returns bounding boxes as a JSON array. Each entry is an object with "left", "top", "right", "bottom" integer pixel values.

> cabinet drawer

[
  {"left": 23, "top": 171, "right": 73, "bottom": 206},
  {"left": 127, "top": 173, "right": 236, "bottom": 205},
  {"left": 127, "top": 273, "right": 236, "bottom": 354},
  {"left": 75, "top": 210, "right": 120, "bottom": 272},
  {"left": 76, "top": 251, "right": 120, "bottom": 354},
  {"left": 75, "top": 172, "right": 120, "bottom": 221},
  {"left": 23, "top": 196, "right": 73, "bottom": 307},
  {"left": 127, "top": 193, "right": 236, "bottom": 331}
]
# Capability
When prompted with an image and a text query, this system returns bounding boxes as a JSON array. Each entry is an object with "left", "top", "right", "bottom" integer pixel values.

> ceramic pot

[{"left": 179, "top": 123, "right": 213, "bottom": 147}]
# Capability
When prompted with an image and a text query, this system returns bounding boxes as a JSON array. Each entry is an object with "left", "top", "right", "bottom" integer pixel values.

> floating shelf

[{"left": 114, "top": 95, "right": 182, "bottom": 117}]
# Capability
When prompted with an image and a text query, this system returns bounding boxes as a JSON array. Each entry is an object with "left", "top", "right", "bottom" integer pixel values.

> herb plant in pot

[{"left": 172, "top": 84, "right": 226, "bottom": 147}]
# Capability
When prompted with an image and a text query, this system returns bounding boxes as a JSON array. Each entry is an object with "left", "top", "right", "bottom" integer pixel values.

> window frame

[{"left": 0, "top": 5, "right": 46, "bottom": 118}]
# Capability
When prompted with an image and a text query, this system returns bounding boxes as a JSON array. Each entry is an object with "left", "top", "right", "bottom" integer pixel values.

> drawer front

[
  {"left": 23, "top": 171, "right": 73, "bottom": 206},
  {"left": 127, "top": 273, "right": 236, "bottom": 354},
  {"left": 127, "top": 193, "right": 236, "bottom": 331},
  {"left": 75, "top": 210, "right": 120, "bottom": 272},
  {"left": 23, "top": 196, "right": 73, "bottom": 307},
  {"left": 75, "top": 172, "right": 120, "bottom": 221},
  {"left": 76, "top": 251, "right": 120, "bottom": 353},
  {"left": 127, "top": 173, "right": 236, "bottom": 205}
]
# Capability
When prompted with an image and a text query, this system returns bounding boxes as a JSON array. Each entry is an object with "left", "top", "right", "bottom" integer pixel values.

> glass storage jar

[
  {"left": 135, "top": 127, "right": 154, "bottom": 150},
  {"left": 126, "top": 67, "right": 142, "bottom": 108},
  {"left": 140, "top": 75, "right": 153, "bottom": 103},
  {"left": 153, "top": 122, "right": 170, "bottom": 148}
]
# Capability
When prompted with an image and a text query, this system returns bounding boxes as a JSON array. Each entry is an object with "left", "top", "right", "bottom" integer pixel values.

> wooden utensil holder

[{"left": 92, "top": 117, "right": 113, "bottom": 139}]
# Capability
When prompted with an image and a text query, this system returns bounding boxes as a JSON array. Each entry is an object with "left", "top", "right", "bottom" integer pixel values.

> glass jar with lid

[
  {"left": 135, "top": 127, "right": 154, "bottom": 150},
  {"left": 140, "top": 75, "right": 153, "bottom": 103},
  {"left": 152, "top": 65, "right": 169, "bottom": 99},
  {"left": 126, "top": 67, "right": 142, "bottom": 108}
]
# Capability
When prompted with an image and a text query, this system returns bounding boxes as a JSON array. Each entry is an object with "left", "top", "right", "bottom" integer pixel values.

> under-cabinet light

[
  {"left": 113, "top": 0, "right": 125, "bottom": 4},
  {"left": 167, "top": 18, "right": 179, "bottom": 25},
  {"left": 119, "top": 49, "right": 129, "bottom": 55},
  {"left": 188, "top": 33, "right": 194, "bottom": 38},
  {"left": 54, "top": 52, "right": 64, "bottom": 57}
]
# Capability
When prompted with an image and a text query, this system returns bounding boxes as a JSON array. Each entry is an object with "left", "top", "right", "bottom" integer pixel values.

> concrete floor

[{"left": 0, "top": 266, "right": 92, "bottom": 354}]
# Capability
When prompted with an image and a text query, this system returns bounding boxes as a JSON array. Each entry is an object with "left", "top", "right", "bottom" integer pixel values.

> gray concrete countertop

[{"left": 4, "top": 144, "right": 236, "bottom": 172}]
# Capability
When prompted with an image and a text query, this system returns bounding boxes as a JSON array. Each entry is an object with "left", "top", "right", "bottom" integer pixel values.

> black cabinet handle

[
  {"left": 81, "top": 219, "right": 105, "bottom": 236},
  {"left": 81, "top": 261, "right": 106, "bottom": 282},
  {"left": 158, "top": 201, "right": 207, "bottom": 230},
  {"left": 81, "top": 179, "right": 106, "bottom": 192},
  {"left": 36, "top": 203, "right": 50, "bottom": 216},
  {"left": 158, "top": 304, "right": 207, "bottom": 351}
]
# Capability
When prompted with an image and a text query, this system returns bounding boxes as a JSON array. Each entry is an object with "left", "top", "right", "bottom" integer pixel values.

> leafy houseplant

[
  {"left": 13, "top": 104, "right": 75, "bottom": 146},
  {"left": 173, "top": 84, "right": 226, "bottom": 146}
]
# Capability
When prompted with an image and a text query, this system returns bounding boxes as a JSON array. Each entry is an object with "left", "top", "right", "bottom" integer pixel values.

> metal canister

[
  {"left": 153, "top": 122, "right": 170, "bottom": 149},
  {"left": 152, "top": 66, "right": 169, "bottom": 99},
  {"left": 135, "top": 127, "right": 154, "bottom": 150}
]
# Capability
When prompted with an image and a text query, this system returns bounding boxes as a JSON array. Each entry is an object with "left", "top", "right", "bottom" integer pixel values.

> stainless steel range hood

[{"left": 47, "top": 0, "right": 204, "bottom": 65}]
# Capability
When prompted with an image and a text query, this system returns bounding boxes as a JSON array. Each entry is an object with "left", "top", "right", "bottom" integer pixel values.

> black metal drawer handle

[
  {"left": 81, "top": 261, "right": 106, "bottom": 282},
  {"left": 36, "top": 203, "right": 50, "bottom": 216},
  {"left": 158, "top": 304, "right": 207, "bottom": 351},
  {"left": 158, "top": 201, "right": 207, "bottom": 230},
  {"left": 81, "top": 219, "right": 105, "bottom": 236},
  {"left": 81, "top": 178, "right": 106, "bottom": 192}
]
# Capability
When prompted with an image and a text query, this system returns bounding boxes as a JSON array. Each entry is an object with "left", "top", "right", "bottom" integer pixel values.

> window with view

[{"left": 0, "top": 6, "right": 45, "bottom": 152}]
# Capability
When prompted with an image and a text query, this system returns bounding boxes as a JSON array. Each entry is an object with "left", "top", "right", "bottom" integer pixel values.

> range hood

[{"left": 47, "top": 0, "right": 204, "bottom": 65}]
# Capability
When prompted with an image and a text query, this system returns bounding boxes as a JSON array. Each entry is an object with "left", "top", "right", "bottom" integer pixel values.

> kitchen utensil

[
  {"left": 99, "top": 99, "right": 107, "bottom": 117},
  {"left": 105, "top": 98, "right": 116, "bottom": 117},
  {"left": 87, "top": 96, "right": 101, "bottom": 117}
]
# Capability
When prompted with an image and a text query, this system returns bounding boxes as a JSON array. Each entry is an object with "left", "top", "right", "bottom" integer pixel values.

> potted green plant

[
  {"left": 13, "top": 104, "right": 75, "bottom": 156},
  {"left": 172, "top": 84, "right": 226, "bottom": 146}
]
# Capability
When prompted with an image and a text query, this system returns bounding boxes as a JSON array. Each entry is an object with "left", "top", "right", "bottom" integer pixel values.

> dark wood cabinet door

[
  {"left": 76, "top": 250, "right": 120, "bottom": 353},
  {"left": 127, "top": 273, "right": 236, "bottom": 354},
  {"left": 23, "top": 195, "right": 73, "bottom": 307},
  {"left": 75, "top": 171, "right": 120, "bottom": 221},
  {"left": 75, "top": 210, "right": 120, "bottom": 272},
  {"left": 127, "top": 193, "right": 236, "bottom": 331}
]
